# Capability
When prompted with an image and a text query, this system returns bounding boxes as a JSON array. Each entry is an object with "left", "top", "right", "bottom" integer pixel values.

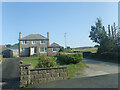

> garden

[{"left": 21, "top": 52, "right": 86, "bottom": 79}]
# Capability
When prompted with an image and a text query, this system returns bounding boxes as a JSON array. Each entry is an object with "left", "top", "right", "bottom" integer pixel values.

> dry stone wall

[{"left": 19, "top": 62, "right": 68, "bottom": 87}]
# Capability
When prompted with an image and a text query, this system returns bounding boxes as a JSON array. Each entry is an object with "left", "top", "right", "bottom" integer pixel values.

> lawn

[
  {"left": 21, "top": 56, "right": 86, "bottom": 79},
  {"left": 21, "top": 57, "right": 40, "bottom": 68}
]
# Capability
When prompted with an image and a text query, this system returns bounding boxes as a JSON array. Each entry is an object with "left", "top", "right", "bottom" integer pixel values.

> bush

[
  {"left": 100, "top": 52, "right": 119, "bottom": 60},
  {"left": 85, "top": 52, "right": 120, "bottom": 63},
  {"left": 37, "top": 55, "right": 57, "bottom": 68},
  {"left": 58, "top": 52, "right": 83, "bottom": 64}
]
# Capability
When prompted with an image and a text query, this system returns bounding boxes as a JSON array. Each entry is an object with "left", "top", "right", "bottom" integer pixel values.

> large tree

[
  {"left": 89, "top": 18, "right": 107, "bottom": 45},
  {"left": 89, "top": 18, "right": 115, "bottom": 54}
]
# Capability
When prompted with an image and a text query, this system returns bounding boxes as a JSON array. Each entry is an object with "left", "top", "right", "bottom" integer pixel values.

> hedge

[{"left": 58, "top": 52, "right": 83, "bottom": 64}]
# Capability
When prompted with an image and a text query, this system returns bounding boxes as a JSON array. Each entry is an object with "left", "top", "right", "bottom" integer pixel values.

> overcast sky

[{"left": 2, "top": 2, "right": 118, "bottom": 48}]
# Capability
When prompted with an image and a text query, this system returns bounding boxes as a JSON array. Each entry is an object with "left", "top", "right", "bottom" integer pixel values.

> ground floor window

[
  {"left": 53, "top": 48, "right": 57, "bottom": 52},
  {"left": 21, "top": 48, "right": 25, "bottom": 52},
  {"left": 40, "top": 47, "right": 47, "bottom": 52}
]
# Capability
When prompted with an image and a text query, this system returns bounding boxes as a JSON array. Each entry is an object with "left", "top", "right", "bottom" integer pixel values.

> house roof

[
  {"left": 48, "top": 42, "right": 61, "bottom": 48},
  {"left": 20, "top": 34, "right": 47, "bottom": 40},
  {"left": 9, "top": 44, "right": 19, "bottom": 49}
]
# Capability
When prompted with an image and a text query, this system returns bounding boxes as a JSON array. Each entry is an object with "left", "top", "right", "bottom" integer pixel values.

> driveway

[
  {"left": 73, "top": 58, "right": 118, "bottom": 78},
  {"left": 0, "top": 57, "right": 24, "bottom": 88},
  {"left": 27, "top": 58, "right": 119, "bottom": 88}
]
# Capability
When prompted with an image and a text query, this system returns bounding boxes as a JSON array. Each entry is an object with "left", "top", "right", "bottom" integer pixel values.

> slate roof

[
  {"left": 20, "top": 34, "right": 47, "bottom": 40},
  {"left": 9, "top": 45, "right": 19, "bottom": 49},
  {"left": 48, "top": 42, "right": 61, "bottom": 48}
]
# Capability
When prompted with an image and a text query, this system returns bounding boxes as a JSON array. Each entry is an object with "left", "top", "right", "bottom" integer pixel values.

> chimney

[
  {"left": 47, "top": 32, "right": 49, "bottom": 45},
  {"left": 19, "top": 32, "right": 22, "bottom": 39},
  {"left": 19, "top": 32, "right": 21, "bottom": 57},
  {"left": 47, "top": 32, "right": 49, "bottom": 39},
  {"left": 47, "top": 32, "right": 49, "bottom": 56}
]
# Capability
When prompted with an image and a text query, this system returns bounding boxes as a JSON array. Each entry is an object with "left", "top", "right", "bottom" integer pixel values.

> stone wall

[{"left": 19, "top": 62, "right": 68, "bottom": 87}]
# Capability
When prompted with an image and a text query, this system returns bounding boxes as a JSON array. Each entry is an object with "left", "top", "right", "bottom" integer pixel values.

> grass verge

[{"left": 60, "top": 63, "right": 86, "bottom": 79}]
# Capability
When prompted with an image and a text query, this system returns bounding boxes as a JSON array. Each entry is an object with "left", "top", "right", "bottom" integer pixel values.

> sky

[{"left": 2, "top": 2, "right": 118, "bottom": 48}]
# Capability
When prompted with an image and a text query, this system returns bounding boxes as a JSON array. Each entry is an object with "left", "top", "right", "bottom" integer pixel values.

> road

[
  {"left": 27, "top": 58, "right": 119, "bottom": 88},
  {"left": 0, "top": 57, "right": 23, "bottom": 88}
]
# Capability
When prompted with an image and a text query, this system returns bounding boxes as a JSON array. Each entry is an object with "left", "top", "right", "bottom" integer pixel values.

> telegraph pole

[{"left": 64, "top": 33, "right": 67, "bottom": 49}]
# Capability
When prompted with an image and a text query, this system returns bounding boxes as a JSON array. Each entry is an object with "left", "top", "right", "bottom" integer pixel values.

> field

[
  {"left": 21, "top": 56, "right": 86, "bottom": 79},
  {"left": 72, "top": 47, "right": 98, "bottom": 53}
]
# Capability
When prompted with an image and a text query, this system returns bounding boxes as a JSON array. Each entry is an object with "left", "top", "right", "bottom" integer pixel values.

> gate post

[{"left": 19, "top": 61, "right": 31, "bottom": 87}]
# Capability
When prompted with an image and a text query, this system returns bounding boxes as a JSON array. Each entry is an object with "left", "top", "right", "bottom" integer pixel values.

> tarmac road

[{"left": 0, "top": 57, "right": 24, "bottom": 88}]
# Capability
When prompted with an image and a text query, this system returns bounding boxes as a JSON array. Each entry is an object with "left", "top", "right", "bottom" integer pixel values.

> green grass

[
  {"left": 21, "top": 56, "right": 86, "bottom": 79},
  {"left": 60, "top": 63, "right": 86, "bottom": 79},
  {"left": 21, "top": 57, "right": 40, "bottom": 68}
]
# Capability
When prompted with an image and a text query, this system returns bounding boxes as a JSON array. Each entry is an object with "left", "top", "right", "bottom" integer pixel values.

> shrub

[
  {"left": 100, "top": 52, "right": 119, "bottom": 60},
  {"left": 37, "top": 55, "right": 57, "bottom": 68},
  {"left": 58, "top": 52, "right": 83, "bottom": 64}
]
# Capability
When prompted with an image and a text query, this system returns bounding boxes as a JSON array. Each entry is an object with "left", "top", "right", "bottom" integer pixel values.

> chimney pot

[{"left": 19, "top": 32, "right": 22, "bottom": 39}]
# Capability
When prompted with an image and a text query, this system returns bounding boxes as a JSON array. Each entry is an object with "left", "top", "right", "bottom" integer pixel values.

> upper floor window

[
  {"left": 22, "top": 41, "right": 28, "bottom": 44},
  {"left": 40, "top": 40, "right": 46, "bottom": 44},
  {"left": 53, "top": 48, "right": 57, "bottom": 52},
  {"left": 32, "top": 40, "right": 36, "bottom": 44}
]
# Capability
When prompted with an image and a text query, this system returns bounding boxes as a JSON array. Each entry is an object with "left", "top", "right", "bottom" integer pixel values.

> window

[
  {"left": 40, "top": 40, "right": 46, "bottom": 44},
  {"left": 21, "top": 48, "right": 25, "bottom": 53},
  {"left": 32, "top": 40, "right": 36, "bottom": 44},
  {"left": 22, "top": 41, "right": 28, "bottom": 44},
  {"left": 53, "top": 48, "right": 57, "bottom": 52},
  {"left": 40, "top": 47, "right": 47, "bottom": 52}
]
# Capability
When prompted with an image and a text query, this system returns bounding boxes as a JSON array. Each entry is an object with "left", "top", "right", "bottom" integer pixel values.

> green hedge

[
  {"left": 37, "top": 55, "right": 57, "bottom": 68},
  {"left": 58, "top": 52, "right": 83, "bottom": 64},
  {"left": 83, "top": 51, "right": 120, "bottom": 63}
]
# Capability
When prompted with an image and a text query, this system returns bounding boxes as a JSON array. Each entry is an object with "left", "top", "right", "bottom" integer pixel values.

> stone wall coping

[
  {"left": 20, "top": 63, "right": 31, "bottom": 66},
  {"left": 30, "top": 66, "right": 67, "bottom": 71}
]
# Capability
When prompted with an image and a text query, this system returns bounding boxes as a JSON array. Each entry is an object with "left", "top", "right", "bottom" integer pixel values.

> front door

[{"left": 31, "top": 47, "right": 36, "bottom": 55}]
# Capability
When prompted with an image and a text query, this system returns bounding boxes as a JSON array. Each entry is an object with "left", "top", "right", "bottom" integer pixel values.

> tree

[
  {"left": 66, "top": 46, "right": 71, "bottom": 50},
  {"left": 94, "top": 45, "right": 99, "bottom": 47},
  {"left": 59, "top": 47, "right": 65, "bottom": 52},
  {"left": 89, "top": 18, "right": 119, "bottom": 61},
  {"left": 14, "top": 43, "right": 19, "bottom": 45},
  {"left": 111, "top": 26, "right": 114, "bottom": 39},
  {"left": 89, "top": 18, "right": 107, "bottom": 45},
  {"left": 108, "top": 25, "right": 111, "bottom": 37},
  {"left": 89, "top": 18, "right": 115, "bottom": 54},
  {"left": 6, "top": 44, "right": 11, "bottom": 48}
]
